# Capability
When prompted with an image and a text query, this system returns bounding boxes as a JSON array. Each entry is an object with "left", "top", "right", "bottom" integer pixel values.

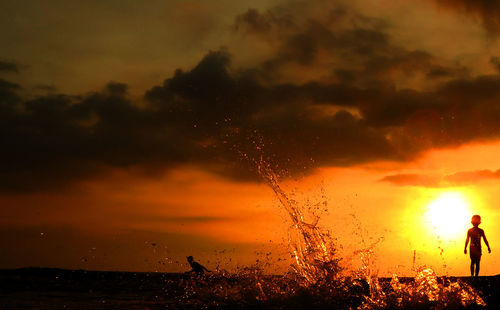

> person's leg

[
  {"left": 475, "top": 259, "right": 480, "bottom": 277},
  {"left": 470, "top": 259, "right": 475, "bottom": 277}
]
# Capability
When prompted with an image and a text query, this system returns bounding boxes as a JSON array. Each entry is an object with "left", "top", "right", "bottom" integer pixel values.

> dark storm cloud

[
  {"left": 3, "top": 2, "right": 500, "bottom": 192},
  {"left": 0, "top": 81, "right": 203, "bottom": 191},
  {"left": 234, "top": 6, "right": 465, "bottom": 88},
  {"left": 34, "top": 84, "right": 57, "bottom": 92},
  {"left": 0, "top": 78, "right": 21, "bottom": 107},
  {"left": 234, "top": 9, "right": 276, "bottom": 33},
  {"left": 0, "top": 78, "right": 20, "bottom": 91},
  {"left": 0, "top": 60, "right": 18, "bottom": 73},
  {"left": 490, "top": 57, "right": 500, "bottom": 73},
  {"left": 0, "top": 48, "right": 397, "bottom": 191},
  {"left": 432, "top": 0, "right": 500, "bottom": 34},
  {"left": 243, "top": 13, "right": 392, "bottom": 76},
  {"left": 144, "top": 48, "right": 398, "bottom": 178},
  {"left": 358, "top": 74, "right": 500, "bottom": 155}
]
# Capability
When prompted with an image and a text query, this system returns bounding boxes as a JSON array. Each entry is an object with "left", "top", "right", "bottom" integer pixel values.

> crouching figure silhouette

[{"left": 186, "top": 256, "right": 210, "bottom": 275}]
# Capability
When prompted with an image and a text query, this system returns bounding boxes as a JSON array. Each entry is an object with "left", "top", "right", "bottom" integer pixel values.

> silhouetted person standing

[
  {"left": 464, "top": 215, "right": 491, "bottom": 277},
  {"left": 186, "top": 256, "right": 210, "bottom": 275}
]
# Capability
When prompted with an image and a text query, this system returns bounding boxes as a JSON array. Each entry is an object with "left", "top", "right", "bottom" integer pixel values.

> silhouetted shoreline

[{"left": 1, "top": 268, "right": 498, "bottom": 309}]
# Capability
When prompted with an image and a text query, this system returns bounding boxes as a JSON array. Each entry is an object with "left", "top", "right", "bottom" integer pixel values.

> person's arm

[
  {"left": 464, "top": 231, "right": 470, "bottom": 254},
  {"left": 483, "top": 231, "right": 491, "bottom": 253}
]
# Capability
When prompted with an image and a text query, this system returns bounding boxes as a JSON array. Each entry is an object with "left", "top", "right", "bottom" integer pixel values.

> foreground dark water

[{"left": 1, "top": 268, "right": 499, "bottom": 309}]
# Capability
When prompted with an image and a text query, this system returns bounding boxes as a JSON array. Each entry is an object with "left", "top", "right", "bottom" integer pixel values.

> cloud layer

[
  {"left": 2, "top": 1, "right": 500, "bottom": 191},
  {"left": 0, "top": 60, "right": 18, "bottom": 73}
]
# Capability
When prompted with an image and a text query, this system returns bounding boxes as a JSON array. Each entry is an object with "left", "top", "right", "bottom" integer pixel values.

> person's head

[
  {"left": 187, "top": 256, "right": 194, "bottom": 263},
  {"left": 471, "top": 215, "right": 481, "bottom": 227}
]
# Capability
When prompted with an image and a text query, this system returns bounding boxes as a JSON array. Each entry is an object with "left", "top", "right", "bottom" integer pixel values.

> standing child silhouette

[{"left": 464, "top": 215, "right": 491, "bottom": 277}]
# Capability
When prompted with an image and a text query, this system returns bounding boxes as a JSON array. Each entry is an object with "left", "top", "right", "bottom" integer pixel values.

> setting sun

[{"left": 424, "top": 192, "right": 472, "bottom": 238}]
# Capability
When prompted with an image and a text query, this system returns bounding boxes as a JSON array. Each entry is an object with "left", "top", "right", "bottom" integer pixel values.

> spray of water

[{"left": 256, "top": 156, "right": 341, "bottom": 285}]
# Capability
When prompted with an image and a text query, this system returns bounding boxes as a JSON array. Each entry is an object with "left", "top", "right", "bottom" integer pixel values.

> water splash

[
  {"left": 360, "top": 267, "right": 486, "bottom": 309},
  {"left": 255, "top": 156, "right": 341, "bottom": 286}
]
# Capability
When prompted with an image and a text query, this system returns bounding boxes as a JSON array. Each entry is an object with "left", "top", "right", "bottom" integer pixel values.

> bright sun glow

[{"left": 425, "top": 192, "right": 472, "bottom": 238}]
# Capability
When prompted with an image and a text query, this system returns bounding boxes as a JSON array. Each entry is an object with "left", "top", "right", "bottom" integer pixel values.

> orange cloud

[{"left": 381, "top": 169, "right": 500, "bottom": 187}]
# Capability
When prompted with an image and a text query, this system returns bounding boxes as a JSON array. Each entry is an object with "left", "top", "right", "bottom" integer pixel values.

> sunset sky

[{"left": 2, "top": 0, "right": 500, "bottom": 276}]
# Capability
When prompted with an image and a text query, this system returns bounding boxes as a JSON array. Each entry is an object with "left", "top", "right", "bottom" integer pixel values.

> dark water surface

[{"left": 1, "top": 268, "right": 499, "bottom": 309}]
